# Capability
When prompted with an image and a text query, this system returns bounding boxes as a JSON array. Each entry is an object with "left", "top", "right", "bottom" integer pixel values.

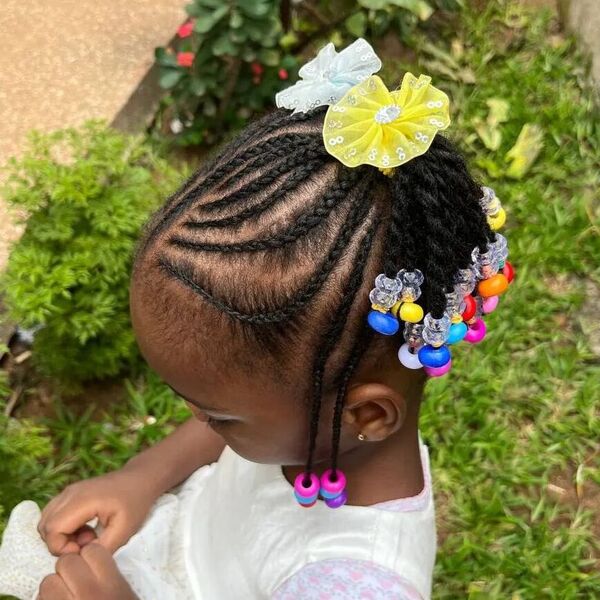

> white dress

[{"left": 0, "top": 441, "right": 436, "bottom": 600}]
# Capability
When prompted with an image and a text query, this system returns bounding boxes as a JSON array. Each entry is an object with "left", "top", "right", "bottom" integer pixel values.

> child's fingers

[
  {"left": 39, "top": 502, "right": 103, "bottom": 556},
  {"left": 75, "top": 525, "right": 98, "bottom": 547},
  {"left": 79, "top": 542, "right": 123, "bottom": 579},
  {"left": 55, "top": 553, "right": 95, "bottom": 596},
  {"left": 38, "top": 573, "right": 75, "bottom": 600},
  {"left": 94, "top": 512, "right": 129, "bottom": 553}
]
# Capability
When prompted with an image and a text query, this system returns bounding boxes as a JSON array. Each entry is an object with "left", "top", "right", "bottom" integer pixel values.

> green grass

[
  {"left": 1, "top": 1, "right": 599, "bottom": 599},
  {"left": 406, "top": 2, "right": 600, "bottom": 598}
]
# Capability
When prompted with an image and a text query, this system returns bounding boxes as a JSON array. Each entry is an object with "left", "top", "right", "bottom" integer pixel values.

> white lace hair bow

[{"left": 275, "top": 38, "right": 382, "bottom": 114}]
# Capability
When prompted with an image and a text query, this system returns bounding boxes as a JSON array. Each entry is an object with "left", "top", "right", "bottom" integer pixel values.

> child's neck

[{"left": 283, "top": 424, "right": 424, "bottom": 506}]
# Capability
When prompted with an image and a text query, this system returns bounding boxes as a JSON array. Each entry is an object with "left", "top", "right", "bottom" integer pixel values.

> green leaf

[
  {"left": 486, "top": 98, "right": 510, "bottom": 125},
  {"left": 505, "top": 123, "right": 544, "bottom": 179},
  {"left": 189, "top": 78, "right": 207, "bottom": 96},
  {"left": 194, "top": 5, "right": 228, "bottom": 33},
  {"left": 389, "top": 0, "right": 434, "bottom": 20},
  {"left": 154, "top": 47, "right": 177, "bottom": 67},
  {"left": 345, "top": 12, "right": 367, "bottom": 37},
  {"left": 258, "top": 48, "right": 280, "bottom": 66},
  {"left": 237, "top": 0, "right": 271, "bottom": 18},
  {"left": 229, "top": 10, "right": 244, "bottom": 28},
  {"left": 212, "top": 33, "right": 238, "bottom": 56},
  {"left": 474, "top": 119, "right": 502, "bottom": 151},
  {"left": 159, "top": 69, "right": 184, "bottom": 89},
  {"left": 357, "top": 0, "right": 388, "bottom": 9}
]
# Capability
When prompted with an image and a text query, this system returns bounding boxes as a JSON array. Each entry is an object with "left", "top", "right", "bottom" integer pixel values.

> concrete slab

[
  {"left": 559, "top": 0, "right": 600, "bottom": 88},
  {"left": 0, "top": 0, "right": 187, "bottom": 270}
]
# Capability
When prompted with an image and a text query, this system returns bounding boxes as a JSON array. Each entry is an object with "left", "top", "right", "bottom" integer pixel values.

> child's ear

[{"left": 342, "top": 382, "right": 407, "bottom": 441}]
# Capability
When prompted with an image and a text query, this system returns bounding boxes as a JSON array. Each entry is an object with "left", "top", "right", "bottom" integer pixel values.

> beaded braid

[{"left": 134, "top": 108, "right": 494, "bottom": 501}]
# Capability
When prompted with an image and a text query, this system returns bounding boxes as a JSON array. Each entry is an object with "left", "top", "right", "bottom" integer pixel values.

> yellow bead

[
  {"left": 451, "top": 313, "right": 463, "bottom": 324},
  {"left": 399, "top": 302, "right": 424, "bottom": 323},
  {"left": 391, "top": 300, "right": 403, "bottom": 318},
  {"left": 487, "top": 207, "right": 506, "bottom": 231}
]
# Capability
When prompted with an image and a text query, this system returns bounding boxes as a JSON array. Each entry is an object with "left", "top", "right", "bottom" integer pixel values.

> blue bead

[
  {"left": 320, "top": 487, "right": 341, "bottom": 500},
  {"left": 367, "top": 310, "right": 399, "bottom": 335},
  {"left": 294, "top": 490, "right": 318, "bottom": 505},
  {"left": 447, "top": 322, "right": 468, "bottom": 345},
  {"left": 418, "top": 344, "right": 451, "bottom": 368}
]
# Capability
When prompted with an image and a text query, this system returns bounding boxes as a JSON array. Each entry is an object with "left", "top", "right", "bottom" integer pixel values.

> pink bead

[
  {"left": 482, "top": 295, "right": 499, "bottom": 314},
  {"left": 294, "top": 472, "right": 320, "bottom": 498},
  {"left": 320, "top": 469, "right": 346, "bottom": 497},
  {"left": 424, "top": 358, "right": 452, "bottom": 377},
  {"left": 464, "top": 318, "right": 487, "bottom": 343}
]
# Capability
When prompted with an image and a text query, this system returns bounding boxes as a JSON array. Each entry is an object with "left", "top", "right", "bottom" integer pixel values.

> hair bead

[
  {"left": 424, "top": 358, "right": 452, "bottom": 377},
  {"left": 418, "top": 344, "right": 451, "bottom": 368},
  {"left": 398, "top": 342, "right": 424, "bottom": 369},
  {"left": 294, "top": 472, "right": 320, "bottom": 502},
  {"left": 464, "top": 318, "right": 487, "bottom": 344},
  {"left": 367, "top": 310, "right": 400, "bottom": 335}
]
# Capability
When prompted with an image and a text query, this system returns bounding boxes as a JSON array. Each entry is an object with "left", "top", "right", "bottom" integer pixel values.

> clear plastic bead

[
  {"left": 424, "top": 313, "right": 451, "bottom": 333},
  {"left": 444, "top": 289, "right": 464, "bottom": 319},
  {"left": 403, "top": 322, "right": 424, "bottom": 349},
  {"left": 454, "top": 268, "right": 476, "bottom": 296},
  {"left": 397, "top": 269, "right": 424, "bottom": 287},
  {"left": 422, "top": 328, "right": 447, "bottom": 346},
  {"left": 369, "top": 288, "right": 397, "bottom": 310},
  {"left": 396, "top": 269, "right": 424, "bottom": 302},
  {"left": 375, "top": 274, "right": 402, "bottom": 295},
  {"left": 474, "top": 247, "right": 499, "bottom": 279},
  {"left": 479, "top": 186, "right": 502, "bottom": 216},
  {"left": 492, "top": 233, "right": 509, "bottom": 263}
]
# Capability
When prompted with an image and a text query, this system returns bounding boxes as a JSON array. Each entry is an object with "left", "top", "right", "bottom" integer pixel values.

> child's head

[{"left": 129, "top": 105, "right": 493, "bottom": 476}]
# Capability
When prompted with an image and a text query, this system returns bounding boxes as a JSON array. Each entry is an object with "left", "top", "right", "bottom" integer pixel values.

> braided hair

[{"left": 133, "top": 107, "right": 493, "bottom": 481}]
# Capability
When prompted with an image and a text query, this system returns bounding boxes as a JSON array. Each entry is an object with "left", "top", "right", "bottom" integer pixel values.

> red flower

[
  {"left": 177, "top": 20, "right": 195, "bottom": 38},
  {"left": 177, "top": 52, "right": 195, "bottom": 68},
  {"left": 278, "top": 68, "right": 289, "bottom": 80},
  {"left": 250, "top": 62, "right": 264, "bottom": 76}
]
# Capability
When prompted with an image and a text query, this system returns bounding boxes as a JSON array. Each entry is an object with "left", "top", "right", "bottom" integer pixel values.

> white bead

[{"left": 398, "top": 343, "right": 423, "bottom": 369}]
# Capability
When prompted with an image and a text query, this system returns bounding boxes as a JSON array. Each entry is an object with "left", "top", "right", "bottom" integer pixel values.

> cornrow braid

[
  {"left": 169, "top": 168, "right": 364, "bottom": 253},
  {"left": 195, "top": 137, "right": 328, "bottom": 215},
  {"left": 182, "top": 158, "right": 324, "bottom": 230},
  {"left": 304, "top": 208, "right": 380, "bottom": 480},
  {"left": 138, "top": 110, "right": 324, "bottom": 256},
  {"left": 157, "top": 173, "right": 375, "bottom": 325}
]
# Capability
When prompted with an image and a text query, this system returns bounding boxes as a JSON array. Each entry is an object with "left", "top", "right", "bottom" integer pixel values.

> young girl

[{"left": 0, "top": 39, "right": 512, "bottom": 600}]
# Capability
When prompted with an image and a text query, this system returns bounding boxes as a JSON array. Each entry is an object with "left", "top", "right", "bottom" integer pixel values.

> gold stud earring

[{"left": 358, "top": 433, "right": 367, "bottom": 441}]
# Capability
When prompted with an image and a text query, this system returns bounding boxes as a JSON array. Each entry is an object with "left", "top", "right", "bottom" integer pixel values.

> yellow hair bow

[{"left": 322, "top": 73, "right": 450, "bottom": 170}]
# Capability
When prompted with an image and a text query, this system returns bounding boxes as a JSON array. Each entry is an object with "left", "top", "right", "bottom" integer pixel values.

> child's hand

[
  {"left": 37, "top": 542, "right": 138, "bottom": 600},
  {"left": 38, "top": 468, "right": 157, "bottom": 556}
]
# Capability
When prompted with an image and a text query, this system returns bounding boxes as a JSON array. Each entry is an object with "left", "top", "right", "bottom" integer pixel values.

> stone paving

[{"left": 0, "top": 0, "right": 187, "bottom": 270}]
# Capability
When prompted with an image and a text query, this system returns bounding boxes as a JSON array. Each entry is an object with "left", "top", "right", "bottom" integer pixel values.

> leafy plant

[
  {"left": 0, "top": 122, "right": 183, "bottom": 384},
  {"left": 0, "top": 412, "right": 63, "bottom": 539},
  {"left": 155, "top": 0, "right": 298, "bottom": 146}
]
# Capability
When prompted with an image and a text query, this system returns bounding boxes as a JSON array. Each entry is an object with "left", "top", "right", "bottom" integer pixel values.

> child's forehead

[{"left": 131, "top": 277, "right": 304, "bottom": 404}]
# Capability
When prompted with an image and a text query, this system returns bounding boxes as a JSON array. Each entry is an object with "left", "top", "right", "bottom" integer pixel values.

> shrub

[
  {"left": 155, "top": 0, "right": 461, "bottom": 146},
  {"left": 0, "top": 122, "right": 184, "bottom": 384},
  {"left": 156, "top": 0, "right": 298, "bottom": 146},
  {"left": 0, "top": 412, "right": 61, "bottom": 539}
]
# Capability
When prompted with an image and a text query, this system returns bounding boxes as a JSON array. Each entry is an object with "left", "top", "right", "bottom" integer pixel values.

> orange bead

[{"left": 477, "top": 273, "right": 508, "bottom": 298}]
